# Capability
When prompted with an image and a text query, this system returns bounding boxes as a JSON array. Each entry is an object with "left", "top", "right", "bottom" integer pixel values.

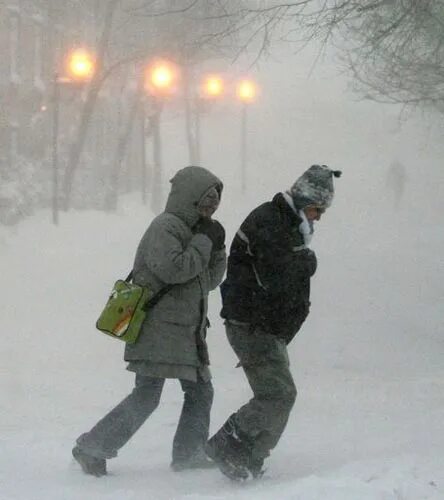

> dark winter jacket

[{"left": 220, "top": 193, "right": 317, "bottom": 343}]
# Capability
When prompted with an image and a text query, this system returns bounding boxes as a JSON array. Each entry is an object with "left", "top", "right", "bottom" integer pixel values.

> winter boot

[
  {"left": 72, "top": 446, "right": 107, "bottom": 477},
  {"left": 170, "top": 448, "right": 217, "bottom": 472},
  {"left": 205, "top": 414, "right": 252, "bottom": 481},
  {"left": 249, "top": 455, "right": 265, "bottom": 479}
]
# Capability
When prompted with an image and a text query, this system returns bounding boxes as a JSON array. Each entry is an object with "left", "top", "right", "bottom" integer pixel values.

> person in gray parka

[{"left": 73, "top": 166, "right": 226, "bottom": 477}]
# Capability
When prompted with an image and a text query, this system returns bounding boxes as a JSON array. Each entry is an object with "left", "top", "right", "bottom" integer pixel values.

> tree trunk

[{"left": 104, "top": 88, "right": 141, "bottom": 211}]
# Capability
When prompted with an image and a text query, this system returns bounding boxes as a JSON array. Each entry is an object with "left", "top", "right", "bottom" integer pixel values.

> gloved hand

[
  {"left": 304, "top": 248, "right": 317, "bottom": 276},
  {"left": 195, "top": 219, "right": 225, "bottom": 250}
]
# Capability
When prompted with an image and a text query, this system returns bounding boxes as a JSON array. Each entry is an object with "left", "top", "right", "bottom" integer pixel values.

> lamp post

[
  {"left": 144, "top": 59, "right": 178, "bottom": 213},
  {"left": 195, "top": 74, "right": 224, "bottom": 164},
  {"left": 140, "top": 93, "right": 147, "bottom": 206},
  {"left": 236, "top": 79, "right": 257, "bottom": 193},
  {"left": 52, "top": 48, "right": 95, "bottom": 225},
  {"left": 51, "top": 72, "right": 61, "bottom": 225}
]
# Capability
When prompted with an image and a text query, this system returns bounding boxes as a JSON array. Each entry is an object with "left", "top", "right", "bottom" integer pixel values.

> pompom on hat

[{"left": 288, "top": 164, "right": 342, "bottom": 209}]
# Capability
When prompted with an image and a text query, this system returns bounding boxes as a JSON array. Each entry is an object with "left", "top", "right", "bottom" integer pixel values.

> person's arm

[
  {"left": 145, "top": 217, "right": 213, "bottom": 284},
  {"left": 208, "top": 248, "right": 227, "bottom": 290},
  {"left": 193, "top": 218, "right": 227, "bottom": 290},
  {"left": 246, "top": 211, "right": 316, "bottom": 295}
]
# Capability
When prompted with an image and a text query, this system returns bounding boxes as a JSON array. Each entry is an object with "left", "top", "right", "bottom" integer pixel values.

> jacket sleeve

[
  {"left": 145, "top": 218, "right": 213, "bottom": 284},
  {"left": 208, "top": 248, "right": 227, "bottom": 290},
  {"left": 246, "top": 211, "right": 316, "bottom": 295}
]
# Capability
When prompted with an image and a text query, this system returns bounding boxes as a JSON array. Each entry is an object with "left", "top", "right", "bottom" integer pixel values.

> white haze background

[{"left": 1, "top": 45, "right": 443, "bottom": 499}]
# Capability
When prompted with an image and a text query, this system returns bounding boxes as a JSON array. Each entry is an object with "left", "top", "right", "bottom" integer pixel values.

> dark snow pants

[
  {"left": 76, "top": 374, "right": 214, "bottom": 462},
  {"left": 226, "top": 321, "right": 297, "bottom": 462}
]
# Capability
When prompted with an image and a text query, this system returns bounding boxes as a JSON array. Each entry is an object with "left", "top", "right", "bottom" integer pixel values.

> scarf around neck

[{"left": 283, "top": 191, "right": 314, "bottom": 246}]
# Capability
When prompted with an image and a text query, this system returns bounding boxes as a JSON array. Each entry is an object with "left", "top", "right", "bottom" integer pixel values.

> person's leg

[
  {"left": 171, "top": 376, "right": 214, "bottom": 469},
  {"left": 207, "top": 322, "right": 296, "bottom": 478},
  {"left": 74, "top": 374, "right": 165, "bottom": 474},
  {"left": 237, "top": 356, "right": 296, "bottom": 464}
]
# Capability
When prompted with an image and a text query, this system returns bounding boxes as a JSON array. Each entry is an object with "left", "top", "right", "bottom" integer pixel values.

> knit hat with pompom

[{"left": 289, "top": 164, "right": 342, "bottom": 209}]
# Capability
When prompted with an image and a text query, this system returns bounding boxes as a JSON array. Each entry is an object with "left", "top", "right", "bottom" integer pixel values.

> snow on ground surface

[{"left": 1, "top": 187, "right": 443, "bottom": 499}]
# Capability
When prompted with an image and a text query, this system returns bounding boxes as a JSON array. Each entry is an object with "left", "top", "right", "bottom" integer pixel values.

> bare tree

[
  {"left": 62, "top": 0, "right": 120, "bottom": 210},
  {"left": 61, "top": 0, "right": 247, "bottom": 211},
  {"left": 341, "top": 1, "right": 444, "bottom": 111},
  {"left": 104, "top": 0, "right": 248, "bottom": 210},
  {"left": 123, "top": 0, "right": 247, "bottom": 165},
  {"left": 205, "top": 1, "right": 444, "bottom": 113}
]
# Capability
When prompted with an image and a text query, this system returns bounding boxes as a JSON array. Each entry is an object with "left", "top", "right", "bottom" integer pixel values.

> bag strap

[
  {"left": 143, "top": 284, "right": 174, "bottom": 311},
  {"left": 126, "top": 269, "right": 174, "bottom": 311}
]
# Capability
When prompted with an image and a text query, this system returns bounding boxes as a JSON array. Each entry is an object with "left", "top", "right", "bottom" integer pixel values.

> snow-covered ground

[{"left": 1, "top": 180, "right": 443, "bottom": 500}]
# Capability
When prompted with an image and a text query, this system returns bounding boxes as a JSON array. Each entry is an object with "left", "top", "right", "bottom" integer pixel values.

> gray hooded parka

[{"left": 124, "top": 166, "right": 226, "bottom": 381}]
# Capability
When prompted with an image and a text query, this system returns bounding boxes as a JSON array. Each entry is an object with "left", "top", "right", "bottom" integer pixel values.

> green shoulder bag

[{"left": 96, "top": 271, "right": 173, "bottom": 344}]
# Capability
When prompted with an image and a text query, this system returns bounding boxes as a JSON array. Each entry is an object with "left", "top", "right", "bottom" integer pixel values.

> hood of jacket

[{"left": 165, "top": 166, "right": 223, "bottom": 227}]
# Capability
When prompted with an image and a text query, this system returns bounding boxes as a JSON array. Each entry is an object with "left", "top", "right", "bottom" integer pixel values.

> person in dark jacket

[
  {"left": 206, "top": 164, "right": 341, "bottom": 481},
  {"left": 72, "top": 166, "right": 226, "bottom": 477}
]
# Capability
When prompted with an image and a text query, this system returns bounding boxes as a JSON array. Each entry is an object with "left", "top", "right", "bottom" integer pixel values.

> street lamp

[
  {"left": 52, "top": 48, "right": 95, "bottom": 225},
  {"left": 190, "top": 74, "right": 225, "bottom": 164},
  {"left": 236, "top": 79, "right": 257, "bottom": 193},
  {"left": 144, "top": 59, "right": 179, "bottom": 213}
]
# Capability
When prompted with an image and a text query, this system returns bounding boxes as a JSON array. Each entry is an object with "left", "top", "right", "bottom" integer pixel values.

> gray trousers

[
  {"left": 76, "top": 374, "right": 214, "bottom": 462},
  {"left": 226, "top": 321, "right": 297, "bottom": 461}
]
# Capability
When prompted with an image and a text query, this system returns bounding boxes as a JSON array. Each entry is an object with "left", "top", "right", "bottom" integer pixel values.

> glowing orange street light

[
  {"left": 237, "top": 79, "right": 257, "bottom": 103},
  {"left": 201, "top": 75, "right": 224, "bottom": 99},
  {"left": 66, "top": 48, "right": 95, "bottom": 82},
  {"left": 151, "top": 64, "right": 173, "bottom": 88},
  {"left": 145, "top": 59, "right": 178, "bottom": 96}
]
